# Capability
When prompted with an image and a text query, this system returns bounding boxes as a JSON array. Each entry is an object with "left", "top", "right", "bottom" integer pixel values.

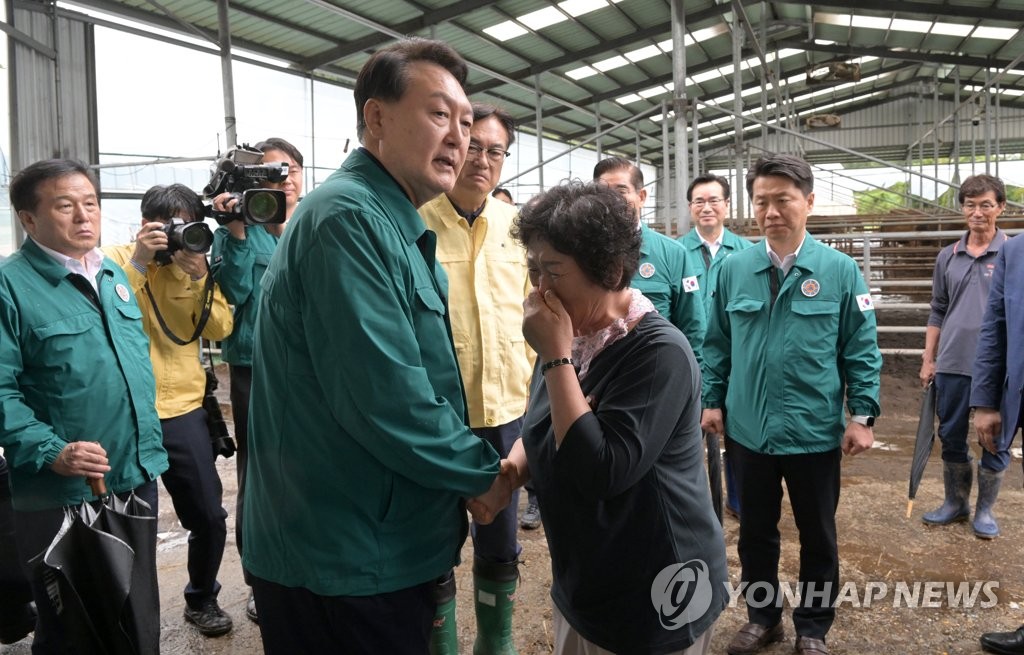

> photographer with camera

[
  {"left": 208, "top": 137, "right": 303, "bottom": 624},
  {"left": 104, "top": 183, "right": 236, "bottom": 637}
]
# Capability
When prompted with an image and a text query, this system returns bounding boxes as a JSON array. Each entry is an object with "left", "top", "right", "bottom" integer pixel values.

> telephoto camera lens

[
  {"left": 179, "top": 222, "right": 214, "bottom": 253},
  {"left": 243, "top": 189, "right": 285, "bottom": 224}
]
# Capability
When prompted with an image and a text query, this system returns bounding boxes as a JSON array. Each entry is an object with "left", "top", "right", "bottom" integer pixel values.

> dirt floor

[{"left": 4, "top": 355, "right": 1023, "bottom": 655}]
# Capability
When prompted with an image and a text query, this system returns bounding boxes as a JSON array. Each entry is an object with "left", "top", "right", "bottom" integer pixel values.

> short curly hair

[{"left": 511, "top": 181, "right": 641, "bottom": 291}]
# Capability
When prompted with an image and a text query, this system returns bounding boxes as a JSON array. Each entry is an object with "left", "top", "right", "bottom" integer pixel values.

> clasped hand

[{"left": 467, "top": 460, "right": 519, "bottom": 525}]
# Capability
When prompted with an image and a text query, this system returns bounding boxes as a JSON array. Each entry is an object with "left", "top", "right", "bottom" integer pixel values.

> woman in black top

[{"left": 472, "top": 181, "right": 728, "bottom": 654}]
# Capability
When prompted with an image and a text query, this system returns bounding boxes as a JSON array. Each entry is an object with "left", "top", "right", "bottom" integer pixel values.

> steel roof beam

[
  {"left": 776, "top": 39, "right": 1008, "bottom": 69},
  {"left": 776, "top": 0, "right": 1024, "bottom": 23}
]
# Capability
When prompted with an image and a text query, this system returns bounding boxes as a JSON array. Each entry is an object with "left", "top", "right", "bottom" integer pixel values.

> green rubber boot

[
  {"left": 429, "top": 570, "right": 458, "bottom": 655},
  {"left": 473, "top": 557, "right": 519, "bottom": 655}
]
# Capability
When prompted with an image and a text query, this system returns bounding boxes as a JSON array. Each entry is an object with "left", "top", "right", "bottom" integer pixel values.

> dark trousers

[
  {"left": 14, "top": 481, "right": 158, "bottom": 655},
  {"left": 470, "top": 418, "right": 523, "bottom": 565},
  {"left": 229, "top": 364, "right": 253, "bottom": 583},
  {"left": 252, "top": 574, "right": 435, "bottom": 655},
  {"left": 161, "top": 408, "right": 228, "bottom": 608},
  {"left": 724, "top": 435, "right": 741, "bottom": 513},
  {"left": 935, "top": 372, "right": 1009, "bottom": 471},
  {"left": 0, "top": 456, "right": 33, "bottom": 616},
  {"left": 732, "top": 442, "right": 841, "bottom": 639}
]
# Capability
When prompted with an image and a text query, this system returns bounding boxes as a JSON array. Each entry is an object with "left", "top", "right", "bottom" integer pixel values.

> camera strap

[{"left": 143, "top": 273, "right": 216, "bottom": 346}]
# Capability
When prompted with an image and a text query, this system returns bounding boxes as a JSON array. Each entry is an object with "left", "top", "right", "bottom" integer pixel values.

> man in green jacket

[
  {"left": 243, "top": 38, "right": 508, "bottom": 654},
  {"left": 0, "top": 159, "right": 168, "bottom": 654},
  {"left": 702, "top": 154, "right": 880, "bottom": 655},
  {"left": 679, "top": 173, "right": 753, "bottom": 520},
  {"left": 593, "top": 157, "right": 706, "bottom": 362}
]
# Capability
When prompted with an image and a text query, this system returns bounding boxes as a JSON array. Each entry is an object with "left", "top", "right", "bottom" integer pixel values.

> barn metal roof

[{"left": 57, "top": 0, "right": 1024, "bottom": 169}]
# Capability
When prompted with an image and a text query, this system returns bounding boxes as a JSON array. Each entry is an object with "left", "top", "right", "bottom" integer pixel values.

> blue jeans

[{"left": 935, "top": 373, "right": 1009, "bottom": 471}]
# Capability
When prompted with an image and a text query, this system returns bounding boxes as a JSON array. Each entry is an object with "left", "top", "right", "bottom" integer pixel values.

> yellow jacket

[
  {"left": 420, "top": 195, "right": 533, "bottom": 429},
  {"left": 104, "top": 245, "right": 234, "bottom": 419}
]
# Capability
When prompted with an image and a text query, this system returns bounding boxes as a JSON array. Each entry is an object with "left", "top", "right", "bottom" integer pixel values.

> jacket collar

[
  {"left": 753, "top": 232, "right": 820, "bottom": 274},
  {"left": 19, "top": 238, "right": 114, "bottom": 287},
  {"left": 346, "top": 148, "right": 425, "bottom": 246}
]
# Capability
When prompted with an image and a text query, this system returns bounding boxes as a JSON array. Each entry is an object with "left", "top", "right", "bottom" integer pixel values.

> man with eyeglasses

[
  {"left": 919, "top": 174, "right": 1009, "bottom": 540},
  {"left": 420, "top": 103, "right": 531, "bottom": 654},
  {"left": 679, "top": 174, "right": 753, "bottom": 521},
  {"left": 593, "top": 157, "right": 706, "bottom": 362}
]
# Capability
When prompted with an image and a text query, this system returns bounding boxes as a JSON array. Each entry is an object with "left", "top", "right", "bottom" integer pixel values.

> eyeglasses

[
  {"left": 963, "top": 201, "right": 999, "bottom": 212},
  {"left": 467, "top": 143, "right": 510, "bottom": 163},
  {"left": 689, "top": 197, "right": 725, "bottom": 208}
]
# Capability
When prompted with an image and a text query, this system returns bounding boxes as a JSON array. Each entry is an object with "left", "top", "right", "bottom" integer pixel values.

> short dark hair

[
  {"left": 10, "top": 159, "right": 98, "bottom": 214},
  {"left": 593, "top": 156, "right": 643, "bottom": 191},
  {"left": 255, "top": 137, "right": 304, "bottom": 169},
  {"left": 511, "top": 181, "right": 642, "bottom": 291},
  {"left": 746, "top": 154, "right": 814, "bottom": 197},
  {"left": 959, "top": 174, "right": 1005, "bottom": 205},
  {"left": 687, "top": 174, "right": 731, "bottom": 201},
  {"left": 140, "top": 184, "right": 205, "bottom": 223},
  {"left": 473, "top": 103, "right": 516, "bottom": 147},
  {"left": 492, "top": 187, "right": 513, "bottom": 202},
  {"left": 355, "top": 38, "right": 469, "bottom": 142}
]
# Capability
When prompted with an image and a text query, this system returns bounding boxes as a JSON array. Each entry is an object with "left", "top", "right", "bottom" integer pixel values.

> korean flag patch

[
  {"left": 856, "top": 293, "right": 875, "bottom": 312},
  {"left": 682, "top": 276, "right": 700, "bottom": 293}
]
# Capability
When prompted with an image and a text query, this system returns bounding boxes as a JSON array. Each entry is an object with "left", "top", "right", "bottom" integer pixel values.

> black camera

[
  {"left": 153, "top": 218, "right": 214, "bottom": 266},
  {"left": 203, "top": 145, "right": 288, "bottom": 226},
  {"left": 203, "top": 367, "right": 235, "bottom": 459}
]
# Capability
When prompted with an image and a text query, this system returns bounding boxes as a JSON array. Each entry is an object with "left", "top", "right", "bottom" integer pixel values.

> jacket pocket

[
  {"left": 113, "top": 302, "right": 144, "bottom": 321},
  {"left": 725, "top": 298, "right": 765, "bottom": 314},
  {"left": 414, "top": 286, "right": 446, "bottom": 316},
  {"left": 788, "top": 300, "right": 840, "bottom": 357}
]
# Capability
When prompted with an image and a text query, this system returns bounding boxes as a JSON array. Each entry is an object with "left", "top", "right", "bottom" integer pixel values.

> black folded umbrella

[
  {"left": 705, "top": 431, "right": 724, "bottom": 525},
  {"left": 907, "top": 381, "right": 937, "bottom": 518},
  {"left": 32, "top": 479, "right": 159, "bottom": 655}
]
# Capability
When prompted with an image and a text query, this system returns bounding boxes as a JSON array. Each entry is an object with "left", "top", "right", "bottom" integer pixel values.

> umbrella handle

[{"left": 89, "top": 477, "right": 107, "bottom": 497}]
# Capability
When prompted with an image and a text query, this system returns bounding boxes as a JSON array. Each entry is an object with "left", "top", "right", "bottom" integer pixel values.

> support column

[
  {"left": 670, "top": 0, "right": 690, "bottom": 236},
  {"left": 662, "top": 100, "right": 672, "bottom": 230},
  {"left": 732, "top": 6, "right": 745, "bottom": 225},
  {"left": 983, "top": 69, "right": 992, "bottom": 173},
  {"left": 535, "top": 74, "right": 544, "bottom": 193},
  {"left": 217, "top": 0, "right": 237, "bottom": 147}
]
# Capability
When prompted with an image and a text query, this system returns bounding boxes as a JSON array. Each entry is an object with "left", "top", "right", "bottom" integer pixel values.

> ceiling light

[
  {"left": 483, "top": 20, "right": 528, "bottom": 41},
  {"left": 519, "top": 6, "right": 565, "bottom": 31},
  {"left": 558, "top": 0, "right": 607, "bottom": 17}
]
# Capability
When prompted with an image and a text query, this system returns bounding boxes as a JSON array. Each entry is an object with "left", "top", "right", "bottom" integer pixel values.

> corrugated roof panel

[{"left": 43, "top": 0, "right": 1024, "bottom": 172}]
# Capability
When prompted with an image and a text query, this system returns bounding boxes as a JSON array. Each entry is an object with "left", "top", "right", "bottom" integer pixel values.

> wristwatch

[{"left": 850, "top": 415, "right": 875, "bottom": 427}]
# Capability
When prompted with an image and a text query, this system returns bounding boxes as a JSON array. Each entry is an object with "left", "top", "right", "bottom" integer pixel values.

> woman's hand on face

[{"left": 523, "top": 288, "right": 573, "bottom": 361}]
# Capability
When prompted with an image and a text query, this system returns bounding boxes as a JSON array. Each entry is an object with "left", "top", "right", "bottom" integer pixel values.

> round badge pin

[
  {"left": 800, "top": 279, "right": 820, "bottom": 298},
  {"left": 115, "top": 283, "right": 131, "bottom": 303},
  {"left": 638, "top": 262, "right": 656, "bottom": 279}
]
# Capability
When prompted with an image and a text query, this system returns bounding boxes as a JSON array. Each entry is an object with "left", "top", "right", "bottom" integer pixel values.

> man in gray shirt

[{"left": 918, "top": 174, "right": 1009, "bottom": 538}]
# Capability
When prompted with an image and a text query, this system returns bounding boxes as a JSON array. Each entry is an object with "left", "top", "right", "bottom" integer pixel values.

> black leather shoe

[
  {"left": 0, "top": 602, "right": 36, "bottom": 644},
  {"left": 184, "top": 599, "right": 233, "bottom": 637},
  {"left": 796, "top": 635, "right": 829, "bottom": 654},
  {"left": 245, "top": 590, "right": 258, "bottom": 623},
  {"left": 981, "top": 625, "right": 1024, "bottom": 654},
  {"left": 727, "top": 622, "right": 785, "bottom": 655}
]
